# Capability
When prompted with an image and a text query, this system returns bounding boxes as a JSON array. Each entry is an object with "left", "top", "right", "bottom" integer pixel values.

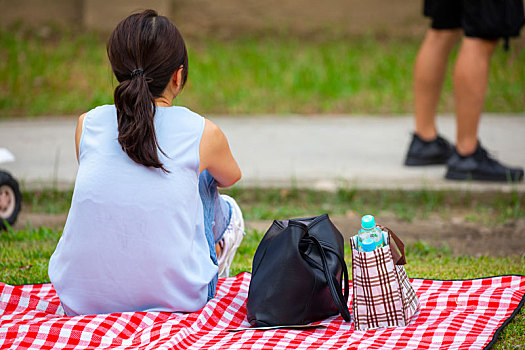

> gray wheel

[{"left": 0, "top": 170, "right": 21, "bottom": 230}]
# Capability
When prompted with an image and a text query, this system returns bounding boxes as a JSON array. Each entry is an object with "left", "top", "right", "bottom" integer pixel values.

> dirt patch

[
  {"left": 12, "top": 211, "right": 525, "bottom": 257},
  {"left": 173, "top": 0, "right": 426, "bottom": 39},
  {"left": 247, "top": 214, "right": 525, "bottom": 257},
  {"left": 1, "top": 0, "right": 427, "bottom": 39},
  {"left": 13, "top": 212, "right": 67, "bottom": 230}
]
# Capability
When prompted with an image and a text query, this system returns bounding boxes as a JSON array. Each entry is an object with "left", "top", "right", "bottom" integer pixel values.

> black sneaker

[
  {"left": 445, "top": 143, "right": 524, "bottom": 182},
  {"left": 404, "top": 133, "right": 453, "bottom": 166}
]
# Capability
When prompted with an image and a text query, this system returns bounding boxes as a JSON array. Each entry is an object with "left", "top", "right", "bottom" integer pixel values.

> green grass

[
  {"left": 22, "top": 187, "right": 73, "bottom": 214},
  {"left": 223, "top": 187, "right": 524, "bottom": 225},
  {"left": 0, "top": 28, "right": 114, "bottom": 116},
  {"left": 1, "top": 27, "right": 524, "bottom": 117},
  {"left": 0, "top": 225, "right": 60, "bottom": 284},
  {"left": 22, "top": 186, "right": 525, "bottom": 225}
]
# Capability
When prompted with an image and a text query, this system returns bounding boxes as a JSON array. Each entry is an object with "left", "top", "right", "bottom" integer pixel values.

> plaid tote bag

[{"left": 350, "top": 226, "right": 420, "bottom": 330}]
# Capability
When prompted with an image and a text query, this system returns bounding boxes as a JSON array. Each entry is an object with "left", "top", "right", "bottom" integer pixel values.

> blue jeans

[{"left": 199, "top": 170, "right": 231, "bottom": 300}]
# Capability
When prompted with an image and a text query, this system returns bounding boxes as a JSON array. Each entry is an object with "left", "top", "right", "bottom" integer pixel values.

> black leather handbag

[{"left": 246, "top": 214, "right": 351, "bottom": 327}]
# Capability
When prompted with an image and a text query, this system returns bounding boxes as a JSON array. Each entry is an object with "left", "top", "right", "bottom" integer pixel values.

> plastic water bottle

[{"left": 357, "top": 215, "right": 384, "bottom": 252}]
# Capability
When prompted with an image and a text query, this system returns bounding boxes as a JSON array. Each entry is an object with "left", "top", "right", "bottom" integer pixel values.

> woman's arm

[
  {"left": 199, "top": 119, "right": 241, "bottom": 187},
  {"left": 75, "top": 113, "right": 87, "bottom": 163}
]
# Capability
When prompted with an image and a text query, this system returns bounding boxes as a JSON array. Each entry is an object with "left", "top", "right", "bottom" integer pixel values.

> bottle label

[{"left": 356, "top": 227, "right": 387, "bottom": 251}]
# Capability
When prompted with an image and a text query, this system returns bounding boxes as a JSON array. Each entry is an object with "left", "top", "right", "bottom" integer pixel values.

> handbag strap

[
  {"left": 320, "top": 245, "right": 350, "bottom": 304},
  {"left": 309, "top": 236, "right": 352, "bottom": 322},
  {"left": 379, "top": 226, "right": 406, "bottom": 265}
]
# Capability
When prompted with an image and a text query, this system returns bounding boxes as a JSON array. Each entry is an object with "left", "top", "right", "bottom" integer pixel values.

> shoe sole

[
  {"left": 445, "top": 169, "right": 524, "bottom": 182},
  {"left": 404, "top": 156, "right": 449, "bottom": 166}
]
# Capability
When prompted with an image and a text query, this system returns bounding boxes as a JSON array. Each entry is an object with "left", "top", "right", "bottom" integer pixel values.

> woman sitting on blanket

[{"left": 48, "top": 9, "right": 245, "bottom": 316}]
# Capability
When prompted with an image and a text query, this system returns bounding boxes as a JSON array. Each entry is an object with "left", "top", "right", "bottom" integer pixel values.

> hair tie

[{"left": 131, "top": 68, "right": 144, "bottom": 78}]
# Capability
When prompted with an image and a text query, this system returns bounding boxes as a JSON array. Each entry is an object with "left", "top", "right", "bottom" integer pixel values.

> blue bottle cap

[
  {"left": 361, "top": 215, "right": 376, "bottom": 230},
  {"left": 361, "top": 238, "right": 376, "bottom": 252}
]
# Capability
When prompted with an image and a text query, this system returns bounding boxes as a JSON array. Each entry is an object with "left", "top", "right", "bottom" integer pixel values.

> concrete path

[{"left": 1, "top": 114, "right": 524, "bottom": 191}]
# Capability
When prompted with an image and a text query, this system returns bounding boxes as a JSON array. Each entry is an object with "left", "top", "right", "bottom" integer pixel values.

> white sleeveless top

[{"left": 48, "top": 105, "right": 217, "bottom": 316}]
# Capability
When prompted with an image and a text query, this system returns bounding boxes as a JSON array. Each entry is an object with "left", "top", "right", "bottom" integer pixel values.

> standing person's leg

[
  {"left": 413, "top": 29, "right": 461, "bottom": 141},
  {"left": 444, "top": 0, "right": 524, "bottom": 182},
  {"left": 404, "top": 0, "right": 461, "bottom": 166},
  {"left": 445, "top": 37, "right": 524, "bottom": 181},
  {"left": 452, "top": 37, "right": 497, "bottom": 156}
]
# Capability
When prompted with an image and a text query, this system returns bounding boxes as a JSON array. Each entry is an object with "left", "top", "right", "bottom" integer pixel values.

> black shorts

[{"left": 423, "top": 0, "right": 525, "bottom": 39}]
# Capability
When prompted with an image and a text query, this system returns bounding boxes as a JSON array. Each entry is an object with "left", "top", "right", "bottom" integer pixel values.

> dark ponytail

[{"left": 107, "top": 10, "right": 188, "bottom": 172}]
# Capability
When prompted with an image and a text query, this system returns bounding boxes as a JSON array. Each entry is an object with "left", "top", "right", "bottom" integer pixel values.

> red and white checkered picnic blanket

[{"left": 1, "top": 273, "right": 524, "bottom": 349}]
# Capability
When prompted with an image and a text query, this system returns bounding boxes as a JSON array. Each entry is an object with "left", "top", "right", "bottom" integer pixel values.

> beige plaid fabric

[{"left": 351, "top": 233, "right": 420, "bottom": 331}]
